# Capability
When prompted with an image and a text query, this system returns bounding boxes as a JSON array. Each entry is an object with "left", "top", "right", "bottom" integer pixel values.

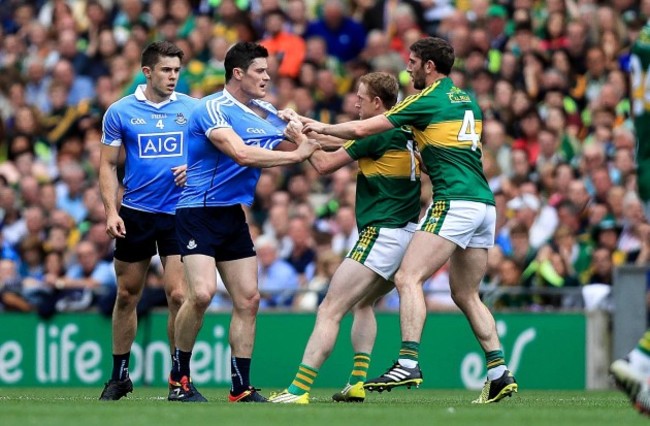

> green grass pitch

[{"left": 1, "top": 387, "right": 647, "bottom": 426}]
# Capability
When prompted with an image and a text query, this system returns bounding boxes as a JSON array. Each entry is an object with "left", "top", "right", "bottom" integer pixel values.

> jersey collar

[
  {"left": 223, "top": 88, "right": 262, "bottom": 115},
  {"left": 134, "top": 84, "right": 178, "bottom": 108}
]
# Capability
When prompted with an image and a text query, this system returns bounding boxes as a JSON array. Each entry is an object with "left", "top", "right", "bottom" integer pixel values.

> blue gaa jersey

[
  {"left": 177, "top": 89, "right": 286, "bottom": 208},
  {"left": 101, "top": 85, "right": 198, "bottom": 214}
]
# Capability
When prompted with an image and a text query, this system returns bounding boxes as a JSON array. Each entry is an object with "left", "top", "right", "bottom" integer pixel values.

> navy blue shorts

[
  {"left": 114, "top": 206, "right": 180, "bottom": 262},
  {"left": 176, "top": 205, "right": 255, "bottom": 261}
]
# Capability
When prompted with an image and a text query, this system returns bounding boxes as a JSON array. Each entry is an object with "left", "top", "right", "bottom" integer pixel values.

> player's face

[
  {"left": 355, "top": 82, "right": 375, "bottom": 120},
  {"left": 240, "top": 57, "right": 271, "bottom": 100},
  {"left": 146, "top": 56, "right": 182, "bottom": 99},
  {"left": 407, "top": 53, "right": 427, "bottom": 90}
]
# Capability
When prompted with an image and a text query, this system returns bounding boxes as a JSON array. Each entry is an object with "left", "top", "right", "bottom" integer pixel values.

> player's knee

[
  {"left": 316, "top": 299, "right": 343, "bottom": 322},
  {"left": 234, "top": 291, "right": 260, "bottom": 314},
  {"left": 450, "top": 289, "right": 477, "bottom": 308},
  {"left": 167, "top": 287, "right": 184, "bottom": 310},
  {"left": 190, "top": 289, "right": 214, "bottom": 310},
  {"left": 394, "top": 269, "right": 419, "bottom": 290},
  {"left": 115, "top": 285, "right": 140, "bottom": 309}
]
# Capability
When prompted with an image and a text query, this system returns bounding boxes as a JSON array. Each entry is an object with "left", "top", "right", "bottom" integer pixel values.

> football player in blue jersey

[
  {"left": 98, "top": 40, "right": 198, "bottom": 401},
  {"left": 168, "top": 41, "right": 320, "bottom": 403}
]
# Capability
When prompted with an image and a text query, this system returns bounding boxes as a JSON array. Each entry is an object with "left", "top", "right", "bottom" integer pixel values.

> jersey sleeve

[
  {"left": 199, "top": 98, "right": 233, "bottom": 137},
  {"left": 101, "top": 104, "right": 123, "bottom": 147},
  {"left": 344, "top": 136, "right": 378, "bottom": 160},
  {"left": 384, "top": 95, "right": 432, "bottom": 131}
]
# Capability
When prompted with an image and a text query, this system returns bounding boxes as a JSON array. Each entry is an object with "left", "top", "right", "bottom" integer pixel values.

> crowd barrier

[{"left": 0, "top": 311, "right": 590, "bottom": 389}]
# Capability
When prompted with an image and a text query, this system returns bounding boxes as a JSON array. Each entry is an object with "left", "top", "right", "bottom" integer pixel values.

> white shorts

[
  {"left": 346, "top": 223, "right": 417, "bottom": 280},
  {"left": 418, "top": 200, "right": 495, "bottom": 249}
]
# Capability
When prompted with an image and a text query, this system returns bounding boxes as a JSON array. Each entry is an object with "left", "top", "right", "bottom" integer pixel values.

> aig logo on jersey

[{"left": 138, "top": 132, "right": 183, "bottom": 158}]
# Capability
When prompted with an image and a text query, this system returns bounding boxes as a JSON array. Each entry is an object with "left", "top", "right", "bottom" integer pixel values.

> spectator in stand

[
  {"left": 47, "top": 240, "right": 116, "bottom": 314},
  {"left": 512, "top": 107, "right": 542, "bottom": 167},
  {"left": 50, "top": 59, "right": 95, "bottom": 107},
  {"left": 17, "top": 235, "right": 45, "bottom": 281},
  {"left": 492, "top": 257, "right": 527, "bottom": 310},
  {"left": 293, "top": 249, "right": 341, "bottom": 311},
  {"left": 539, "top": 11, "right": 569, "bottom": 52},
  {"left": 22, "top": 250, "right": 65, "bottom": 316},
  {"left": 0, "top": 258, "right": 31, "bottom": 312},
  {"left": 284, "top": 215, "right": 316, "bottom": 286},
  {"left": 485, "top": 4, "right": 509, "bottom": 52},
  {"left": 260, "top": 8, "right": 306, "bottom": 79},
  {"left": 24, "top": 57, "right": 52, "bottom": 114},
  {"left": 304, "top": 0, "right": 366, "bottom": 64},
  {"left": 330, "top": 204, "right": 358, "bottom": 257},
  {"left": 286, "top": 0, "right": 310, "bottom": 37},
  {"left": 55, "top": 161, "right": 88, "bottom": 224},
  {"left": 256, "top": 235, "right": 299, "bottom": 309},
  {"left": 507, "top": 191, "right": 558, "bottom": 250},
  {"left": 525, "top": 230, "right": 582, "bottom": 308},
  {"left": 536, "top": 127, "right": 564, "bottom": 171},
  {"left": 586, "top": 246, "right": 615, "bottom": 285},
  {"left": 360, "top": 30, "right": 405, "bottom": 75},
  {"left": 618, "top": 193, "right": 650, "bottom": 262}
]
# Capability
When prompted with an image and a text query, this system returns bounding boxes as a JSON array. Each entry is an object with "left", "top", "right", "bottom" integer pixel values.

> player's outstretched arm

[
  {"left": 209, "top": 127, "right": 320, "bottom": 167},
  {"left": 303, "top": 114, "right": 394, "bottom": 140},
  {"left": 279, "top": 108, "right": 347, "bottom": 150},
  {"left": 99, "top": 144, "right": 126, "bottom": 238},
  {"left": 285, "top": 119, "right": 353, "bottom": 174}
]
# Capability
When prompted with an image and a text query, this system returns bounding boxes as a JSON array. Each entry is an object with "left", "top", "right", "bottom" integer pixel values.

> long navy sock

[
  {"left": 111, "top": 352, "right": 130, "bottom": 381},
  {"left": 171, "top": 348, "right": 192, "bottom": 381},
  {"left": 231, "top": 357, "right": 251, "bottom": 395}
]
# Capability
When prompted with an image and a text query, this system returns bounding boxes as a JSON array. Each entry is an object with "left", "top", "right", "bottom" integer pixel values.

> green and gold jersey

[
  {"left": 344, "top": 128, "right": 421, "bottom": 230},
  {"left": 385, "top": 77, "right": 494, "bottom": 205}
]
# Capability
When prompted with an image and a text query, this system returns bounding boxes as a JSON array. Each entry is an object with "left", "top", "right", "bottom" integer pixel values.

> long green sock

[
  {"left": 486, "top": 349, "right": 506, "bottom": 380},
  {"left": 398, "top": 341, "right": 419, "bottom": 362},
  {"left": 348, "top": 353, "right": 371, "bottom": 384},
  {"left": 287, "top": 364, "right": 318, "bottom": 395}
]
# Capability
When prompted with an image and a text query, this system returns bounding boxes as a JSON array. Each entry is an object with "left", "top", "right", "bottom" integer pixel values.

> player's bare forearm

[
  {"left": 98, "top": 160, "right": 120, "bottom": 216},
  {"left": 210, "top": 128, "right": 319, "bottom": 168},
  {"left": 308, "top": 147, "right": 353, "bottom": 175},
  {"left": 304, "top": 115, "right": 393, "bottom": 140},
  {"left": 313, "top": 133, "right": 348, "bottom": 150}
]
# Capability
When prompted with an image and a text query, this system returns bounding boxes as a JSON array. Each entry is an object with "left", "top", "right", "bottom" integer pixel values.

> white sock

[
  {"left": 487, "top": 365, "right": 507, "bottom": 381},
  {"left": 398, "top": 359, "right": 418, "bottom": 369},
  {"left": 630, "top": 349, "right": 650, "bottom": 377}
]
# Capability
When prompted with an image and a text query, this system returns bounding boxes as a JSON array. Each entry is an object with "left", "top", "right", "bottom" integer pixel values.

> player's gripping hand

[
  {"left": 278, "top": 108, "right": 300, "bottom": 122},
  {"left": 284, "top": 119, "right": 307, "bottom": 144},
  {"left": 302, "top": 121, "right": 327, "bottom": 135},
  {"left": 106, "top": 213, "right": 126, "bottom": 239},
  {"left": 172, "top": 164, "right": 187, "bottom": 187},
  {"left": 294, "top": 132, "right": 321, "bottom": 161}
]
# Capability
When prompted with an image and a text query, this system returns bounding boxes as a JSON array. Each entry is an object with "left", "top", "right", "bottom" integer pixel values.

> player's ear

[
  {"left": 233, "top": 67, "right": 244, "bottom": 80},
  {"left": 142, "top": 66, "right": 152, "bottom": 79}
]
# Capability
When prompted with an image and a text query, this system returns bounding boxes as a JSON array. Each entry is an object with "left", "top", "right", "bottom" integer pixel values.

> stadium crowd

[{"left": 0, "top": 0, "right": 649, "bottom": 317}]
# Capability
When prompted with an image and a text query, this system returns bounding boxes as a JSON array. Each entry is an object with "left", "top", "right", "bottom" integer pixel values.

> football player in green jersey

[
  {"left": 270, "top": 72, "right": 421, "bottom": 404},
  {"left": 304, "top": 37, "right": 518, "bottom": 403}
]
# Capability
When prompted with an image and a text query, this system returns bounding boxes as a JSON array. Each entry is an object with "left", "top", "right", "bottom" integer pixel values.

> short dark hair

[
  {"left": 225, "top": 42, "right": 269, "bottom": 83},
  {"left": 141, "top": 40, "right": 184, "bottom": 69},
  {"left": 359, "top": 72, "right": 399, "bottom": 109},
  {"left": 409, "top": 37, "right": 455, "bottom": 75}
]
